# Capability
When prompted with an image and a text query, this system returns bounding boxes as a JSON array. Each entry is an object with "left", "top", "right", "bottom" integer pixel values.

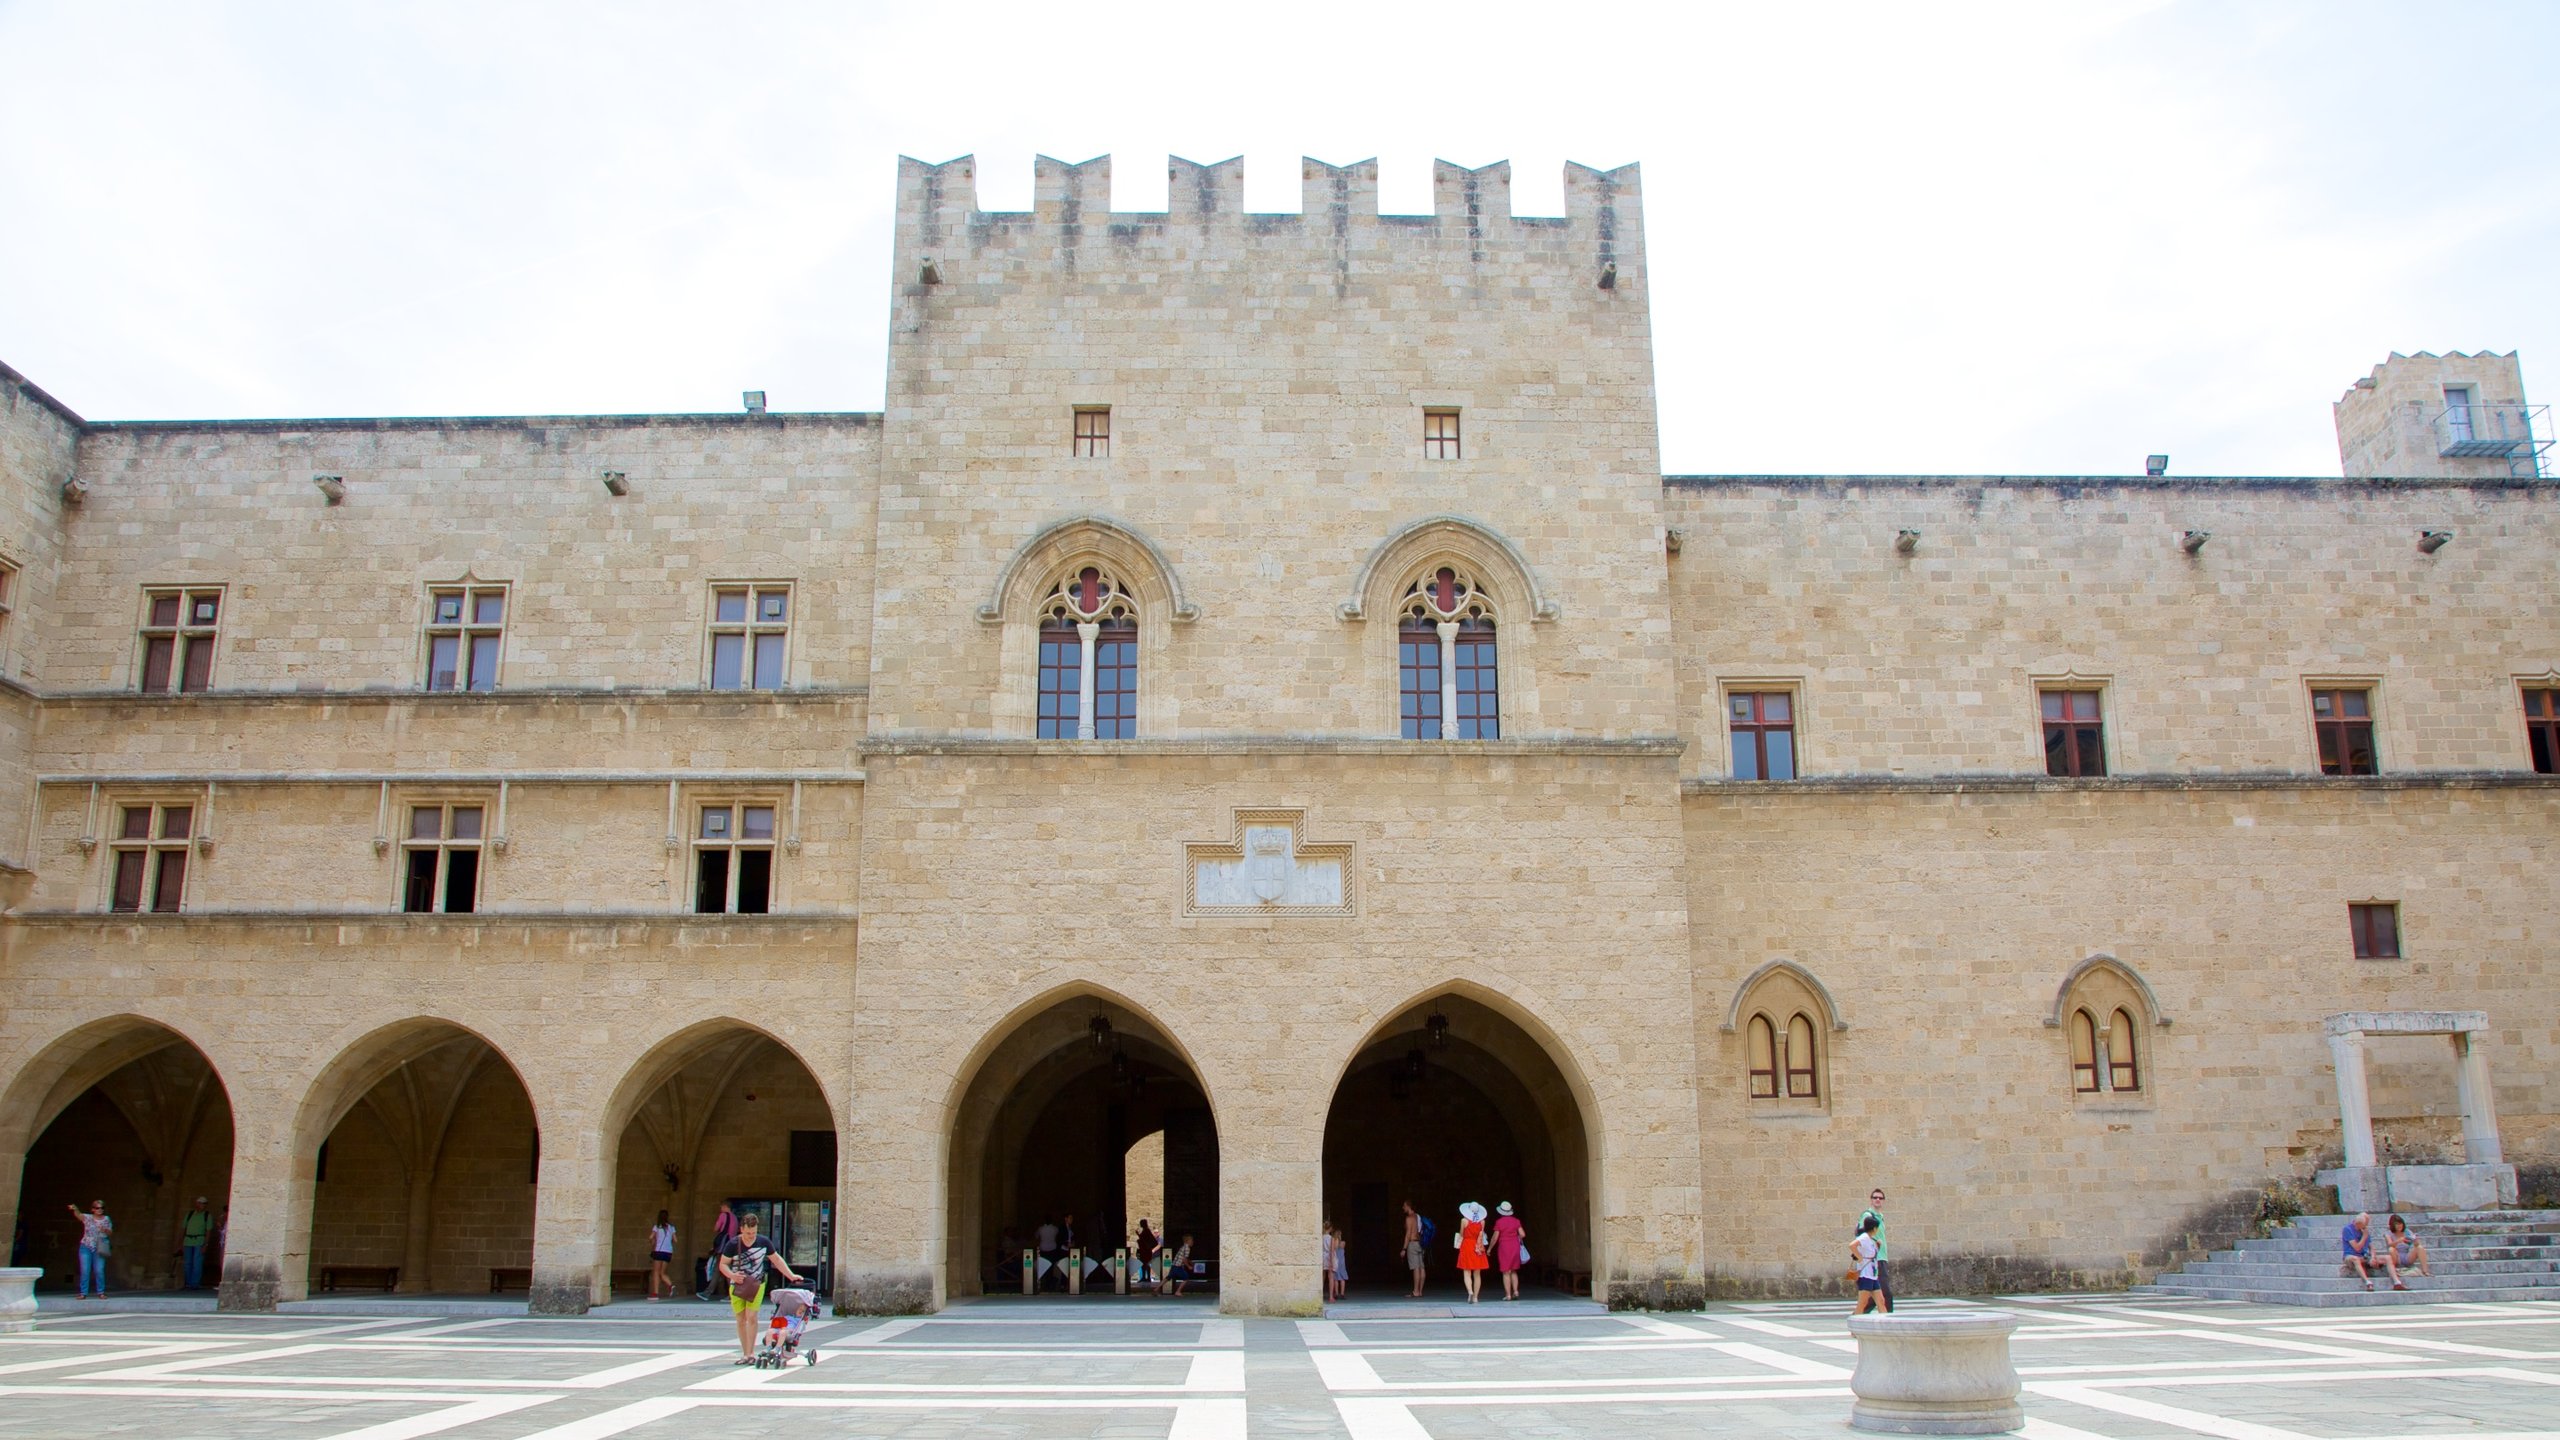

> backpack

[{"left": 1417, "top": 1216, "right": 1437, "bottom": 1247}]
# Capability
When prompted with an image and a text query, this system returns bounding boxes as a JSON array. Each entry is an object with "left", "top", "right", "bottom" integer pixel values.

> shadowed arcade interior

[
  {"left": 1324, "top": 993, "right": 1593, "bottom": 1295},
  {"left": 945, "top": 997, "right": 1218, "bottom": 1296},
  {"left": 7, "top": 1020, "right": 234, "bottom": 1292}
]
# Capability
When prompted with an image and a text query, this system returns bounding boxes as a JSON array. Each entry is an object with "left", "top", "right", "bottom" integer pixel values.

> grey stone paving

[{"left": 3, "top": 1291, "right": 2557, "bottom": 1438}]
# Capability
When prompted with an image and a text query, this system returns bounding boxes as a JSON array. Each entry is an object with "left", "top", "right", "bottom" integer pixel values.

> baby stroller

[{"left": 752, "top": 1287, "right": 820, "bottom": 1369}]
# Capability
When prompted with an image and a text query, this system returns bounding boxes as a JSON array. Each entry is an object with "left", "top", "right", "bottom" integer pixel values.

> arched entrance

[
  {"left": 4, "top": 1018, "right": 234, "bottom": 1293},
  {"left": 605, "top": 1022, "right": 838, "bottom": 1302},
  {"left": 944, "top": 993, "right": 1218, "bottom": 1298},
  {"left": 297, "top": 1020, "right": 537, "bottom": 1297},
  {"left": 1323, "top": 992, "right": 1595, "bottom": 1297}
]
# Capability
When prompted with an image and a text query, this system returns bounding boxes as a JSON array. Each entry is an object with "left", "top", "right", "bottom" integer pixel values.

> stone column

[
  {"left": 2329, "top": 1030, "right": 2376, "bottom": 1169},
  {"left": 398, "top": 1171, "right": 435, "bottom": 1293},
  {"left": 216, "top": 1115, "right": 297, "bottom": 1312},
  {"left": 1075, "top": 620, "right": 1099, "bottom": 740},
  {"left": 2452, "top": 1031, "right": 2504, "bottom": 1165},
  {"left": 528, "top": 1125, "right": 604, "bottom": 1315},
  {"left": 1435, "top": 620, "right": 1459, "bottom": 733}
]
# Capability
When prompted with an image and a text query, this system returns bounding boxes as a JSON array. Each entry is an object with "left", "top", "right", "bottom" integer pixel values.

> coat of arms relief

[{"left": 1184, "top": 808, "right": 1355, "bottom": 917}]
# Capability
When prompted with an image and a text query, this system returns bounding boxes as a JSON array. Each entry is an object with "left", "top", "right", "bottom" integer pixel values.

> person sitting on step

[
  {"left": 2340, "top": 1212, "right": 2378, "bottom": 1291},
  {"left": 2381, "top": 1214, "right": 2430, "bottom": 1289}
]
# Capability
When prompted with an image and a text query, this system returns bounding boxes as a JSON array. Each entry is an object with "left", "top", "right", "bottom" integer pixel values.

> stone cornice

[
  {"left": 1682, "top": 771, "right": 2560, "bottom": 797},
  {"left": 34, "top": 685, "right": 868, "bottom": 709},
  {"left": 2, "top": 911, "right": 857, "bottom": 931},
  {"left": 861, "top": 735, "right": 1687, "bottom": 759},
  {"left": 1664, "top": 473, "right": 2560, "bottom": 496}
]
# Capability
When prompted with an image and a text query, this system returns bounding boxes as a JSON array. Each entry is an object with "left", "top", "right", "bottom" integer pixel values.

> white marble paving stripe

[
  {"left": 2017, "top": 1419, "right": 2127, "bottom": 1440},
  {"left": 837, "top": 1316, "right": 927, "bottom": 1345},
  {"left": 1300, "top": 1338, "right": 1731, "bottom": 1357},
  {"left": 318, "top": 1394, "right": 557, "bottom": 1440},
  {"left": 1199, "top": 1318, "right": 1244, "bottom": 1347},
  {"left": 85, "top": 1339, "right": 334, "bottom": 1379},
  {"left": 1618, "top": 1314, "right": 1705, "bottom": 1338},
  {"left": 1709, "top": 1339, "right": 1855, "bottom": 1379},
  {"left": 0, "top": 1341, "right": 217, "bottom": 1375},
  {"left": 2028, "top": 1380, "right": 2320, "bottom": 1440},
  {"left": 1185, "top": 1351, "right": 1245, "bottom": 1390},
  {"left": 2286, "top": 1323, "right": 2547, "bottom": 1359},
  {"left": 517, "top": 1393, "right": 1236, "bottom": 1440},
  {"left": 1716, "top": 1314, "right": 1819, "bottom": 1338},
  {"left": 557, "top": 1350, "right": 718, "bottom": 1388},
  {"left": 2019, "top": 1355, "right": 2372, "bottom": 1378},
  {"left": 1298, "top": 1319, "right": 1350, "bottom": 1346},
  {"left": 2161, "top": 1327, "right": 2375, "bottom": 1361}
]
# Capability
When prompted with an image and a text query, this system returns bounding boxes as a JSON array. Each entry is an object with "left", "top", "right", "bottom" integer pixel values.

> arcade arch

[
  {"left": 603, "top": 1020, "right": 839, "bottom": 1301},
  {"left": 943, "top": 992, "right": 1219, "bottom": 1297},
  {"left": 1322, "top": 991, "right": 1595, "bottom": 1296},
  {"left": 293, "top": 1019, "right": 537, "bottom": 1297},
  {"left": 3, "top": 1016, "right": 234, "bottom": 1293}
]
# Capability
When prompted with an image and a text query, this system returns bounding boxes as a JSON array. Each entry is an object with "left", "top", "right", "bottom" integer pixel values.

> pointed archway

[
  {"left": 3, "top": 1017, "right": 235, "bottom": 1293},
  {"left": 1322, "top": 991, "right": 1596, "bottom": 1298},
  {"left": 943, "top": 992, "right": 1218, "bottom": 1297}
]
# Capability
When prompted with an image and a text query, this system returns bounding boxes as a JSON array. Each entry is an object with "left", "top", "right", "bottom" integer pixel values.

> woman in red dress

[
  {"left": 1454, "top": 1201, "right": 1491, "bottom": 1303},
  {"left": 1490, "top": 1201, "right": 1527, "bottom": 1300}
]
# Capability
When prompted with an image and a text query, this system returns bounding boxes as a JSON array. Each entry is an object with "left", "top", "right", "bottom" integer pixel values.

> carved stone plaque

[{"left": 1184, "top": 808, "right": 1354, "bottom": 917}]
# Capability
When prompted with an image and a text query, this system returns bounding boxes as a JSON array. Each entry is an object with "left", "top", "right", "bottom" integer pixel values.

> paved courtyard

[{"left": 3, "top": 1292, "right": 2557, "bottom": 1439}]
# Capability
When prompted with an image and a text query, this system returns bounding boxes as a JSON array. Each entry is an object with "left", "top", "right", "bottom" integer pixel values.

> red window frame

[
  {"left": 1091, "top": 617, "right": 1137, "bottom": 740},
  {"left": 1452, "top": 619, "right": 1498, "bottom": 739},
  {"left": 2069, "top": 1009, "right": 2101, "bottom": 1093},
  {"left": 139, "top": 589, "right": 220, "bottom": 694},
  {"left": 1073, "top": 407, "right": 1110, "bottom": 458},
  {"left": 2526, "top": 689, "right": 2559, "bottom": 775},
  {"left": 1730, "top": 691, "right": 1796, "bottom": 780},
  {"left": 2107, "top": 1008, "right": 2141, "bottom": 1092},
  {"left": 1747, "top": 1015, "right": 1778, "bottom": 1099},
  {"left": 1423, "top": 409, "right": 1461, "bottom": 460},
  {"left": 1399, "top": 618, "right": 1443, "bottom": 739},
  {"left": 1037, "top": 621, "right": 1081, "bottom": 739},
  {"left": 109, "top": 802, "right": 192, "bottom": 913},
  {"left": 1783, "top": 1013, "right": 1819, "bottom": 1099},
  {"left": 2041, "top": 689, "right": 2106, "bottom": 777},
  {"left": 2350, "top": 903, "right": 2400, "bottom": 959},
  {"left": 2313, "top": 689, "right": 2377, "bottom": 775}
]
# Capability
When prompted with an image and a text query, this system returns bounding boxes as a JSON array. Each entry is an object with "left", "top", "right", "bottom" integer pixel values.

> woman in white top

[
  {"left": 649, "top": 1210, "right": 679, "bottom": 1300},
  {"left": 1850, "top": 1214, "right": 1886, "bottom": 1315}
]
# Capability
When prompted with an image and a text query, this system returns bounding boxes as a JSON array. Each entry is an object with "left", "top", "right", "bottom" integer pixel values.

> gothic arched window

[
  {"left": 2070, "top": 1008, "right": 2101, "bottom": 1093},
  {"left": 1784, "top": 1013, "right": 1819, "bottom": 1099},
  {"left": 1398, "top": 567, "right": 1498, "bottom": 739},
  {"left": 2108, "top": 1007, "right": 2141, "bottom": 1093},
  {"left": 1037, "top": 566, "right": 1139, "bottom": 739},
  {"left": 1747, "top": 1015, "right": 1778, "bottom": 1099}
]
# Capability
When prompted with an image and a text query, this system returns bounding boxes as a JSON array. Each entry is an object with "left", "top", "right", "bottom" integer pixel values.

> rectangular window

[
  {"left": 425, "top": 586, "right": 507, "bottom": 692},
  {"left": 1398, "top": 622, "right": 1443, "bottom": 739},
  {"left": 1423, "top": 409, "right": 1461, "bottom": 460},
  {"left": 2312, "top": 688, "right": 2378, "bottom": 775},
  {"left": 1729, "top": 692, "right": 1797, "bottom": 780},
  {"left": 694, "top": 803, "right": 777, "bottom": 914},
  {"left": 0, "top": 558, "right": 16, "bottom": 657},
  {"left": 1073, "top": 407, "right": 1110, "bottom": 458},
  {"left": 2444, "top": 386, "right": 2475, "bottom": 443},
  {"left": 2041, "top": 689, "right": 2106, "bottom": 777},
  {"left": 788, "top": 1130, "right": 837, "bottom": 1188},
  {"left": 1092, "top": 619, "right": 1137, "bottom": 740},
  {"left": 401, "top": 804, "right": 483, "bottom": 913},
  {"left": 109, "top": 803, "right": 192, "bottom": 913},
  {"left": 1036, "top": 622, "right": 1080, "bottom": 739},
  {"left": 709, "top": 585, "right": 790, "bottom": 690},
  {"left": 139, "top": 588, "right": 222, "bottom": 694},
  {"left": 2350, "top": 902, "right": 2400, "bottom": 959},
  {"left": 2526, "top": 689, "right": 2559, "bottom": 775}
]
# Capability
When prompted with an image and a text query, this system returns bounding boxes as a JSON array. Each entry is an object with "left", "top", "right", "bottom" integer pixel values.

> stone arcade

[{"left": 0, "top": 154, "right": 2552, "bottom": 1316}]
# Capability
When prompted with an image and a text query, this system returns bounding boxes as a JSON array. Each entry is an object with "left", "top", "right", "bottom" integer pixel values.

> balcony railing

[{"left": 2430, "top": 402, "right": 2551, "bottom": 476}]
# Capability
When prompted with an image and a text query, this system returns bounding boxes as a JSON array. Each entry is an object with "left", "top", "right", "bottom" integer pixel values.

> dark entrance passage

[
  {"left": 12, "top": 1022, "right": 233, "bottom": 1293},
  {"left": 945, "top": 996, "right": 1217, "bottom": 1297},
  {"left": 1322, "top": 993, "right": 1594, "bottom": 1297}
]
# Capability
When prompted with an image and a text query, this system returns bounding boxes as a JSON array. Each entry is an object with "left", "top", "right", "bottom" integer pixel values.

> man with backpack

[{"left": 1402, "top": 1199, "right": 1433, "bottom": 1298}]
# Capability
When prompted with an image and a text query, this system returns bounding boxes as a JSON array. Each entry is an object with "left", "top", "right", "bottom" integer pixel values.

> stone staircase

[{"left": 2141, "top": 1210, "right": 2560, "bottom": 1307}]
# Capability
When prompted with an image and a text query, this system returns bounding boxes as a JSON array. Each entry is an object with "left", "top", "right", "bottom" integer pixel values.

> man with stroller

[{"left": 717, "top": 1212, "right": 806, "bottom": 1363}]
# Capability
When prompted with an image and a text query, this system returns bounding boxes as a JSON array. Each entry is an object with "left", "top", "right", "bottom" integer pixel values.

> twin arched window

[
  {"left": 2069, "top": 1006, "right": 2142, "bottom": 1094},
  {"left": 1746, "top": 1012, "right": 1820, "bottom": 1100},
  {"left": 1398, "top": 566, "right": 1499, "bottom": 739},
  {"left": 1036, "top": 567, "right": 1138, "bottom": 739}
]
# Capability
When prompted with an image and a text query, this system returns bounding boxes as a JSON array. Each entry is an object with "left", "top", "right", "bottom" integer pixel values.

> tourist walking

[
  {"left": 1159, "top": 1233, "right": 1195, "bottom": 1297},
  {"left": 1454, "top": 1201, "right": 1491, "bottom": 1304},
  {"left": 1859, "top": 1187, "right": 1893, "bottom": 1310},
  {"left": 69, "top": 1200, "right": 112, "bottom": 1299},
  {"left": 1491, "top": 1201, "right": 1527, "bottom": 1300},
  {"left": 717, "top": 1212, "right": 803, "bottom": 1362},
  {"left": 180, "top": 1196, "right": 214, "bottom": 1290},
  {"left": 1332, "top": 1223, "right": 1351, "bottom": 1301},
  {"left": 1136, "top": 1219, "right": 1159, "bottom": 1286},
  {"left": 1850, "top": 1215, "right": 1885, "bottom": 1314},
  {"left": 1402, "top": 1200, "right": 1427, "bottom": 1298},
  {"left": 648, "top": 1210, "right": 678, "bottom": 1299},
  {"left": 701, "top": 1201, "right": 738, "bottom": 1299}
]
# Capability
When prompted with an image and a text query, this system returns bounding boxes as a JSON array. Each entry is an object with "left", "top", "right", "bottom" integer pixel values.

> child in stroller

[{"left": 753, "top": 1287, "right": 820, "bottom": 1368}]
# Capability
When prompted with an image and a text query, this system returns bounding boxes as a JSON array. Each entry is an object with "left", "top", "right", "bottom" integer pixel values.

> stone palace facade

[{"left": 0, "top": 154, "right": 2552, "bottom": 1315}]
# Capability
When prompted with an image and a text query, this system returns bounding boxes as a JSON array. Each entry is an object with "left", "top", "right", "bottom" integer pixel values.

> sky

[{"left": 1, "top": 0, "right": 2553, "bottom": 476}]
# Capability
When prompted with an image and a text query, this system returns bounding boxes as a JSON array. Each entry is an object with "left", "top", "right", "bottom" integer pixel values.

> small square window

[
  {"left": 2525, "top": 689, "right": 2559, "bottom": 775},
  {"left": 2350, "top": 903, "right": 2401, "bottom": 959},
  {"left": 1073, "top": 407, "right": 1111, "bottom": 458},
  {"left": 2313, "top": 687, "right": 2378, "bottom": 776},
  {"left": 1728, "top": 691, "right": 1797, "bottom": 781},
  {"left": 709, "top": 584, "right": 791, "bottom": 691},
  {"left": 108, "top": 799, "right": 193, "bottom": 913},
  {"left": 139, "top": 587, "right": 223, "bottom": 694},
  {"left": 425, "top": 584, "right": 507, "bottom": 693},
  {"left": 2040, "top": 689, "right": 2107, "bottom": 777},
  {"left": 1424, "top": 409, "right": 1461, "bottom": 460}
]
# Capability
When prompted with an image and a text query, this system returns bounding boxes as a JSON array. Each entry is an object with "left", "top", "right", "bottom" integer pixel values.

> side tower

[{"left": 2336, "top": 351, "right": 2548, "bottom": 478}]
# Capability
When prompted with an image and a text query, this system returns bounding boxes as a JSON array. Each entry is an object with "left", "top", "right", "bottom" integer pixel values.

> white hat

[
  {"left": 1497, "top": 1201, "right": 1513, "bottom": 1216},
  {"left": 1459, "top": 1201, "right": 1487, "bottom": 1222}
]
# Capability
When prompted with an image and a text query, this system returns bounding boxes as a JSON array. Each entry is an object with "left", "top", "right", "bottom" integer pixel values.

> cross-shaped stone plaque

[{"left": 1183, "top": 808, "right": 1355, "bottom": 917}]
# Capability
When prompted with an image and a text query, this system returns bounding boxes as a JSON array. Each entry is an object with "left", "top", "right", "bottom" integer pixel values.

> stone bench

[
  {"left": 319, "top": 1264, "right": 400, "bottom": 1293},
  {"left": 1847, "top": 1310, "right": 2023, "bottom": 1434},
  {"left": 489, "top": 1267, "right": 532, "bottom": 1294}
]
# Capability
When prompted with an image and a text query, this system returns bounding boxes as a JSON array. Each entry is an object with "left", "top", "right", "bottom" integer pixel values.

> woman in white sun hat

[{"left": 1454, "top": 1202, "right": 1491, "bottom": 1304}]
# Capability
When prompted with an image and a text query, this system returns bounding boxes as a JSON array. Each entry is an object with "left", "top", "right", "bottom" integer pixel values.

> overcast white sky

[{"left": 2, "top": 1, "right": 2553, "bottom": 475}]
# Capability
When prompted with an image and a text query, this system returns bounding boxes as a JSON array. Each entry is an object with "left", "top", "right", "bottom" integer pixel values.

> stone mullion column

[
  {"left": 2330, "top": 1031, "right": 2376, "bottom": 1169},
  {"left": 1436, "top": 620, "right": 1459, "bottom": 736},
  {"left": 215, "top": 1098, "right": 298, "bottom": 1312},
  {"left": 1076, "top": 620, "right": 1099, "bottom": 741},
  {"left": 2452, "top": 1031, "right": 2504, "bottom": 1165}
]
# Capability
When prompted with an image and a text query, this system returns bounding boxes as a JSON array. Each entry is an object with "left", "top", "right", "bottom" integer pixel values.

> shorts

[
  {"left": 1856, "top": 1277, "right": 1881, "bottom": 1292},
  {"left": 1405, "top": 1241, "right": 1425, "bottom": 1270},
  {"left": 730, "top": 1284, "right": 766, "bottom": 1314},
  {"left": 652, "top": 1251, "right": 674, "bottom": 1263}
]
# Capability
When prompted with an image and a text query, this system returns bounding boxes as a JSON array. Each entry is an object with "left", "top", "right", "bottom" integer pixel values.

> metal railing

[{"left": 2429, "top": 402, "right": 2551, "bottom": 476}]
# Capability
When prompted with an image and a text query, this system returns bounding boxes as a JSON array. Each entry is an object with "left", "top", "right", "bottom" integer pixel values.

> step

[
  {"left": 2173, "top": 1262, "right": 2560, "bottom": 1281},
  {"left": 2286, "top": 1211, "right": 2560, "bottom": 1230},
  {"left": 2138, "top": 1282, "right": 2560, "bottom": 1307}
]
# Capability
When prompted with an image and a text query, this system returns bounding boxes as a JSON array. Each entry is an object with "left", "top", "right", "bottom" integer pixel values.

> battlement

[{"left": 893, "top": 153, "right": 1642, "bottom": 287}]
